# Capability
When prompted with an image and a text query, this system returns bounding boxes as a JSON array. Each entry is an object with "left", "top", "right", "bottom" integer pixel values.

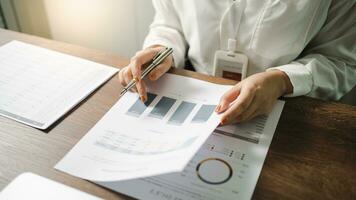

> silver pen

[{"left": 119, "top": 47, "right": 173, "bottom": 97}]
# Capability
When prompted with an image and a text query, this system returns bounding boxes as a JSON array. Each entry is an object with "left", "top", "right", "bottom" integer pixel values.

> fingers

[
  {"left": 118, "top": 67, "right": 136, "bottom": 92},
  {"left": 130, "top": 48, "right": 162, "bottom": 81},
  {"left": 148, "top": 56, "right": 172, "bottom": 81},
  {"left": 220, "top": 87, "right": 255, "bottom": 125},
  {"left": 118, "top": 46, "right": 171, "bottom": 101},
  {"left": 242, "top": 110, "right": 260, "bottom": 122},
  {"left": 129, "top": 47, "right": 165, "bottom": 99},
  {"left": 216, "top": 84, "right": 241, "bottom": 113},
  {"left": 235, "top": 100, "right": 259, "bottom": 123},
  {"left": 118, "top": 68, "right": 126, "bottom": 87},
  {"left": 123, "top": 68, "right": 132, "bottom": 85},
  {"left": 136, "top": 80, "right": 147, "bottom": 102},
  {"left": 124, "top": 68, "right": 137, "bottom": 92},
  {"left": 216, "top": 71, "right": 286, "bottom": 124}
]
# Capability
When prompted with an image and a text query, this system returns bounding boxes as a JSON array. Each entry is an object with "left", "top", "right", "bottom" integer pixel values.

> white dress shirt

[{"left": 143, "top": 0, "right": 356, "bottom": 101}]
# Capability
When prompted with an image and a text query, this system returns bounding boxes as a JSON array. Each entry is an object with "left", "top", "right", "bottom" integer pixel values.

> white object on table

[
  {"left": 56, "top": 73, "right": 231, "bottom": 182},
  {"left": 97, "top": 101, "right": 285, "bottom": 200},
  {"left": 0, "top": 173, "right": 102, "bottom": 200},
  {"left": 0, "top": 40, "right": 118, "bottom": 129}
]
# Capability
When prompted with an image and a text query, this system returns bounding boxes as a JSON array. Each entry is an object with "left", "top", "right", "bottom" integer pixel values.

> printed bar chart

[
  {"left": 126, "top": 93, "right": 216, "bottom": 124},
  {"left": 168, "top": 101, "right": 196, "bottom": 125},
  {"left": 126, "top": 93, "right": 157, "bottom": 117},
  {"left": 149, "top": 97, "right": 176, "bottom": 119},
  {"left": 192, "top": 105, "right": 216, "bottom": 123},
  {"left": 215, "top": 114, "right": 268, "bottom": 144}
]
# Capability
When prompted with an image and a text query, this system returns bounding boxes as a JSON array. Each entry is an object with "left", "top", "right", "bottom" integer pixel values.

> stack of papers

[
  {"left": 98, "top": 102, "right": 283, "bottom": 200},
  {"left": 55, "top": 73, "right": 284, "bottom": 200},
  {"left": 0, "top": 41, "right": 118, "bottom": 129}
]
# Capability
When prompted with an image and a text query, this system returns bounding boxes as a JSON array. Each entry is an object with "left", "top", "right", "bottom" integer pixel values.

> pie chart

[{"left": 196, "top": 158, "right": 233, "bottom": 185}]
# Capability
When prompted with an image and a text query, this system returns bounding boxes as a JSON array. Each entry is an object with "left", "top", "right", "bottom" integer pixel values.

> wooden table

[{"left": 0, "top": 28, "right": 355, "bottom": 200}]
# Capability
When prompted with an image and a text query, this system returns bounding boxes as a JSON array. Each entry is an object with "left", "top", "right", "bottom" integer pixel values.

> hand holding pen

[{"left": 118, "top": 46, "right": 173, "bottom": 102}]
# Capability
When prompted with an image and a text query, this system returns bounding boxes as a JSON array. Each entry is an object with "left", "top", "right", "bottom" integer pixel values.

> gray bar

[
  {"left": 126, "top": 93, "right": 157, "bottom": 117},
  {"left": 149, "top": 97, "right": 176, "bottom": 119},
  {"left": 191, "top": 104, "right": 216, "bottom": 123},
  {"left": 168, "top": 101, "right": 196, "bottom": 125}
]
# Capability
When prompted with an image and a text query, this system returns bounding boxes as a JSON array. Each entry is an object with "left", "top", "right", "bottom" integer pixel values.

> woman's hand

[
  {"left": 118, "top": 45, "right": 173, "bottom": 102},
  {"left": 216, "top": 70, "right": 293, "bottom": 124}
]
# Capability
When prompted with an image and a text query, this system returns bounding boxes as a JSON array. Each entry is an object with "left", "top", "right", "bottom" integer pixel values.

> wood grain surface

[{"left": 0, "top": 28, "right": 355, "bottom": 200}]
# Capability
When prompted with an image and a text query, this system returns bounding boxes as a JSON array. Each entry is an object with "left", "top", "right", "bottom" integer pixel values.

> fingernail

[
  {"left": 140, "top": 95, "right": 146, "bottom": 102},
  {"left": 215, "top": 105, "right": 221, "bottom": 112},
  {"left": 221, "top": 117, "right": 228, "bottom": 125}
]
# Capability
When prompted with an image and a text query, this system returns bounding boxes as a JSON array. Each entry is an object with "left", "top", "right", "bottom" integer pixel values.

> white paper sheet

[
  {"left": 0, "top": 41, "right": 118, "bottom": 129},
  {"left": 0, "top": 173, "right": 102, "bottom": 200},
  {"left": 55, "top": 74, "right": 231, "bottom": 181},
  {"left": 96, "top": 101, "right": 284, "bottom": 200}
]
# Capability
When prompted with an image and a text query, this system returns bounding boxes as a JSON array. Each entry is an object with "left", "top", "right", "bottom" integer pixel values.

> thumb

[{"left": 216, "top": 84, "right": 241, "bottom": 113}]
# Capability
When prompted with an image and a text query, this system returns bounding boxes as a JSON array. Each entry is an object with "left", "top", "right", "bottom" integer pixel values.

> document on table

[
  {"left": 97, "top": 101, "right": 284, "bottom": 200},
  {"left": 55, "top": 73, "right": 231, "bottom": 181},
  {"left": 0, "top": 41, "right": 118, "bottom": 129},
  {"left": 0, "top": 173, "right": 101, "bottom": 200}
]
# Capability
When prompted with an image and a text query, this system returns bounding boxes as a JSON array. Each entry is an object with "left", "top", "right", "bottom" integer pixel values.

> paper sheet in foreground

[
  {"left": 97, "top": 101, "right": 285, "bottom": 200},
  {"left": 55, "top": 74, "right": 231, "bottom": 181},
  {"left": 0, "top": 173, "right": 101, "bottom": 200}
]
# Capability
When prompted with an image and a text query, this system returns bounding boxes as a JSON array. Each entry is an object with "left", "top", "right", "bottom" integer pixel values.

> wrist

[
  {"left": 267, "top": 70, "right": 293, "bottom": 96},
  {"left": 279, "top": 71, "right": 293, "bottom": 95}
]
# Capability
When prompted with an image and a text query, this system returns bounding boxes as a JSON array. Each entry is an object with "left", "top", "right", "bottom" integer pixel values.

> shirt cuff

[{"left": 267, "top": 62, "right": 313, "bottom": 97}]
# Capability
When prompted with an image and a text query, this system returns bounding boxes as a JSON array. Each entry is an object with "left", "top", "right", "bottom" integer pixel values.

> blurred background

[
  {"left": 0, "top": 0, "right": 355, "bottom": 105},
  {"left": 0, "top": 0, "right": 154, "bottom": 58}
]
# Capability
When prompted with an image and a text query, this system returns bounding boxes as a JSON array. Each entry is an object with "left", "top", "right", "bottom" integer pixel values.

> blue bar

[
  {"left": 168, "top": 101, "right": 196, "bottom": 125},
  {"left": 192, "top": 104, "right": 216, "bottom": 123},
  {"left": 126, "top": 93, "right": 157, "bottom": 117},
  {"left": 149, "top": 97, "right": 176, "bottom": 119}
]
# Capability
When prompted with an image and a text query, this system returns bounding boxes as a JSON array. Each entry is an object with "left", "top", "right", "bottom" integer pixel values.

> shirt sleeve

[
  {"left": 143, "top": 0, "right": 187, "bottom": 68},
  {"left": 268, "top": 1, "right": 356, "bottom": 100}
]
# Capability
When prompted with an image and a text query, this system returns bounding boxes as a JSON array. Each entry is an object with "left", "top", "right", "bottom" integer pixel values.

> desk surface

[{"left": 0, "top": 28, "right": 355, "bottom": 200}]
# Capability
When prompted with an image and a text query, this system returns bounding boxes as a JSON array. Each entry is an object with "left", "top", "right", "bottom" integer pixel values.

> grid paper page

[{"left": 0, "top": 40, "right": 118, "bottom": 129}]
